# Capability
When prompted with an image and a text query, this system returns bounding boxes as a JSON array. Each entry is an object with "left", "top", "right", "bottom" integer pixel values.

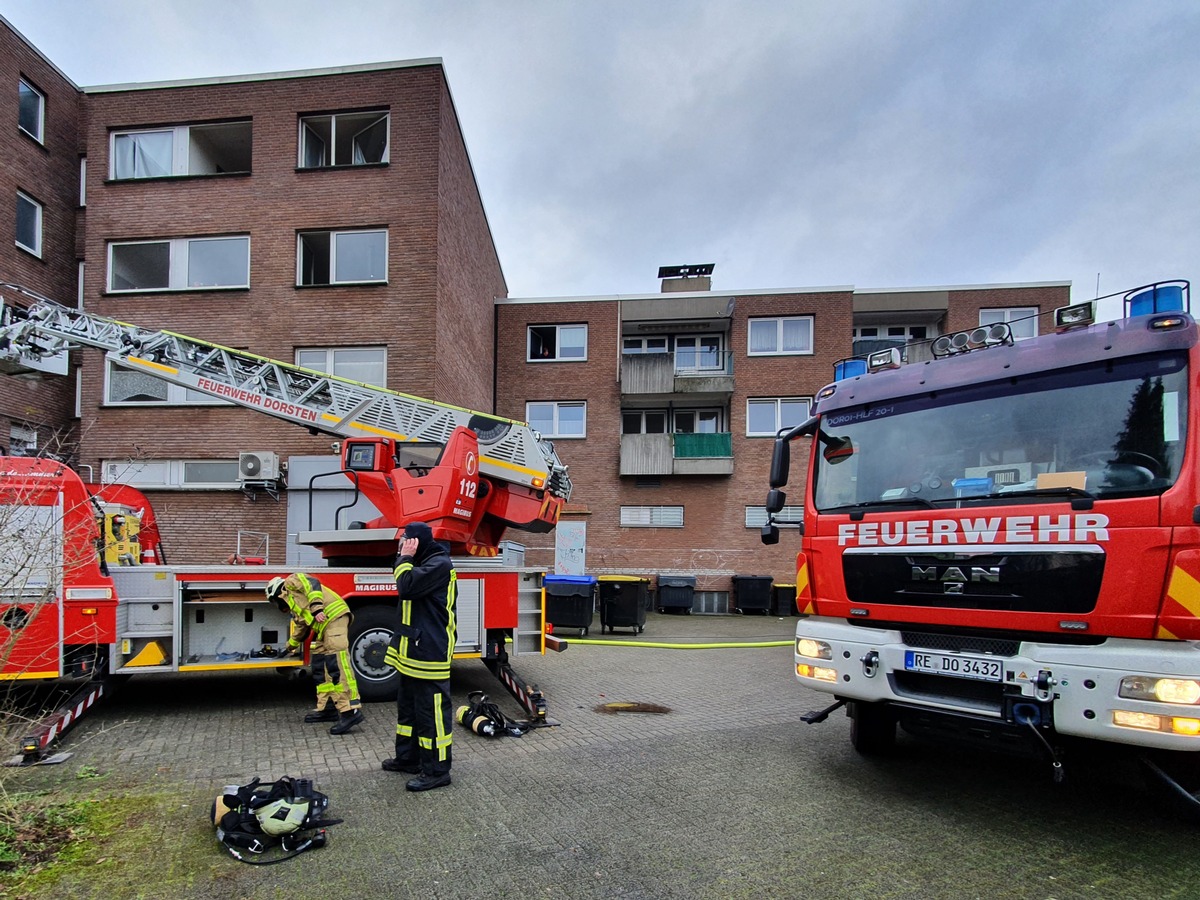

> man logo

[{"left": 912, "top": 565, "right": 1001, "bottom": 593}]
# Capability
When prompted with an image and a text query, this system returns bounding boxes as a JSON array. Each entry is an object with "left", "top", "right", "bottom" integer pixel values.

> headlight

[
  {"left": 796, "top": 638, "right": 832, "bottom": 660},
  {"left": 796, "top": 663, "right": 837, "bottom": 683},
  {"left": 1119, "top": 676, "right": 1200, "bottom": 705}
]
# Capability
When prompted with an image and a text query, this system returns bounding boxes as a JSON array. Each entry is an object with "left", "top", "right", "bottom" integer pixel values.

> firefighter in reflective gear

[
  {"left": 266, "top": 573, "right": 364, "bottom": 735},
  {"left": 382, "top": 521, "right": 457, "bottom": 791}
]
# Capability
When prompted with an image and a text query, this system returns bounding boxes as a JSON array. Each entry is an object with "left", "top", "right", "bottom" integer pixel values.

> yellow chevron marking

[
  {"left": 796, "top": 561, "right": 810, "bottom": 596},
  {"left": 1168, "top": 566, "right": 1200, "bottom": 619},
  {"left": 1157, "top": 624, "right": 1180, "bottom": 640}
]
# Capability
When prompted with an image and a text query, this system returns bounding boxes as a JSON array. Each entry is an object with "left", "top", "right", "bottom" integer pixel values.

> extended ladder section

[{"left": 0, "top": 285, "right": 572, "bottom": 500}]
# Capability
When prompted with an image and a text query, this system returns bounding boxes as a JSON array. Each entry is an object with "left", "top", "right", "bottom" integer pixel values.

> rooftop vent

[{"left": 658, "top": 263, "right": 714, "bottom": 293}]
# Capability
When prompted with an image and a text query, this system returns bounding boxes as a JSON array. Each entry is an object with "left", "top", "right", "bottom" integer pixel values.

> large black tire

[
  {"left": 347, "top": 604, "right": 399, "bottom": 702},
  {"left": 849, "top": 701, "right": 896, "bottom": 755}
]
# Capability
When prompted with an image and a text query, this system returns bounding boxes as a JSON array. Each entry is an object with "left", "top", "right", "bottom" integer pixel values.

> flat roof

[{"left": 83, "top": 57, "right": 443, "bottom": 93}]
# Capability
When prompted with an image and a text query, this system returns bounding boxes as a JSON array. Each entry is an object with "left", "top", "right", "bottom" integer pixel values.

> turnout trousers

[
  {"left": 394, "top": 674, "right": 453, "bottom": 777},
  {"left": 311, "top": 616, "right": 361, "bottom": 714}
]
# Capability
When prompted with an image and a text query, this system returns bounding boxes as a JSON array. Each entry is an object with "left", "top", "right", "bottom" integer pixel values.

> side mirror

[
  {"left": 765, "top": 488, "right": 786, "bottom": 514},
  {"left": 769, "top": 438, "right": 790, "bottom": 488},
  {"left": 821, "top": 435, "right": 854, "bottom": 464},
  {"left": 760, "top": 523, "right": 780, "bottom": 545}
]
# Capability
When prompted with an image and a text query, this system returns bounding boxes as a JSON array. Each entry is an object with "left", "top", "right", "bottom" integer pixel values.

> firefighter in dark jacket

[
  {"left": 382, "top": 521, "right": 457, "bottom": 791},
  {"left": 266, "top": 572, "right": 364, "bottom": 735}
]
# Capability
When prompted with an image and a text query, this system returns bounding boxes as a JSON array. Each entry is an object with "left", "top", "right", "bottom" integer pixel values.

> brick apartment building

[{"left": 0, "top": 16, "right": 1071, "bottom": 610}]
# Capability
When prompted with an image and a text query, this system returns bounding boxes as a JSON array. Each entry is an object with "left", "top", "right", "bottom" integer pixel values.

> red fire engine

[
  {"left": 762, "top": 280, "right": 1200, "bottom": 812},
  {"left": 0, "top": 284, "right": 572, "bottom": 762}
]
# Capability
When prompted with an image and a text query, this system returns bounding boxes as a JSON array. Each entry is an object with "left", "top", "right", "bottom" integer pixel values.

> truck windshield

[{"left": 813, "top": 351, "right": 1188, "bottom": 511}]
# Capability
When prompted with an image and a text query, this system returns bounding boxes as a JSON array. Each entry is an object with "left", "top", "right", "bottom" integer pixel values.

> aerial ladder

[{"left": 0, "top": 283, "right": 572, "bottom": 559}]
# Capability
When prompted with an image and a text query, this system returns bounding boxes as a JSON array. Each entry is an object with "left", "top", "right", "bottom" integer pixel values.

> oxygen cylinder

[{"left": 456, "top": 704, "right": 498, "bottom": 737}]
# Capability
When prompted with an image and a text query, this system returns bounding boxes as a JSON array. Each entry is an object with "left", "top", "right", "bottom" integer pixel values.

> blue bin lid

[{"left": 545, "top": 575, "right": 598, "bottom": 584}]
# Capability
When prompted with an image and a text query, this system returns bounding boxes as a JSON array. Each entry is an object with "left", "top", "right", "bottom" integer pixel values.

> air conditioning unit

[{"left": 238, "top": 451, "right": 280, "bottom": 481}]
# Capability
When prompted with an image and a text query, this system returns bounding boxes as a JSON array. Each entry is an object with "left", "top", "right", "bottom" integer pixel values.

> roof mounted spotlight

[
  {"left": 949, "top": 331, "right": 971, "bottom": 352},
  {"left": 930, "top": 335, "right": 954, "bottom": 358},
  {"left": 866, "top": 347, "right": 902, "bottom": 371},
  {"left": 1054, "top": 301, "right": 1095, "bottom": 332}
]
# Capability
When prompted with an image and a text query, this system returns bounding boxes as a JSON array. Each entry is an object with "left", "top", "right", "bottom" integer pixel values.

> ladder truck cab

[
  {"left": 0, "top": 284, "right": 573, "bottom": 760},
  {"left": 761, "top": 280, "right": 1200, "bottom": 812}
]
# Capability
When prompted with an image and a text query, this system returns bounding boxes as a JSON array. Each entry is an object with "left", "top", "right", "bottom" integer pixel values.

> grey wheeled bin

[
  {"left": 599, "top": 575, "right": 649, "bottom": 634},
  {"left": 771, "top": 583, "right": 798, "bottom": 617},
  {"left": 657, "top": 574, "right": 696, "bottom": 614},
  {"left": 732, "top": 575, "right": 774, "bottom": 614},
  {"left": 544, "top": 575, "right": 597, "bottom": 635}
]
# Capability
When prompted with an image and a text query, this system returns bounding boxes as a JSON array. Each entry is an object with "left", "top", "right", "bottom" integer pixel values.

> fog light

[
  {"left": 796, "top": 663, "right": 837, "bottom": 683},
  {"left": 1119, "top": 675, "right": 1200, "bottom": 705},
  {"left": 1113, "top": 710, "right": 1164, "bottom": 731},
  {"left": 796, "top": 638, "right": 832, "bottom": 660}
]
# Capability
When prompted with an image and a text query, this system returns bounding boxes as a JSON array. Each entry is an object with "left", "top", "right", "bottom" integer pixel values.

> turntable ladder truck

[{"left": 0, "top": 283, "right": 572, "bottom": 762}]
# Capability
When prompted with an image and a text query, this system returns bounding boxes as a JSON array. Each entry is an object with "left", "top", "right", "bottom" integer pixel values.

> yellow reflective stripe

[
  {"left": 394, "top": 561, "right": 414, "bottom": 579},
  {"left": 337, "top": 649, "right": 359, "bottom": 699},
  {"left": 1168, "top": 566, "right": 1200, "bottom": 619},
  {"left": 397, "top": 723, "right": 413, "bottom": 737},
  {"left": 316, "top": 682, "right": 337, "bottom": 694}
]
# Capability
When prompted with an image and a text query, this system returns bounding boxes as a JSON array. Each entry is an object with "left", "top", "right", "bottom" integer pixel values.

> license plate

[{"left": 904, "top": 649, "right": 1003, "bottom": 682}]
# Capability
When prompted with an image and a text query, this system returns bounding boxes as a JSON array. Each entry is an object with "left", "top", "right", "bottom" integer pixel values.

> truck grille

[
  {"left": 900, "top": 630, "right": 1018, "bottom": 657},
  {"left": 892, "top": 671, "right": 1006, "bottom": 712}
]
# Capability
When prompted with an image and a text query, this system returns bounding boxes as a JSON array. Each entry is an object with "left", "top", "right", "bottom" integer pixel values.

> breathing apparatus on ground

[
  {"left": 456, "top": 690, "right": 530, "bottom": 738},
  {"left": 212, "top": 776, "right": 342, "bottom": 864}
]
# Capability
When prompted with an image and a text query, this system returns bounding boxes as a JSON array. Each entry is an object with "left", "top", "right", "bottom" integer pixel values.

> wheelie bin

[
  {"left": 657, "top": 574, "right": 696, "bottom": 614},
  {"left": 598, "top": 575, "right": 649, "bottom": 634},
  {"left": 732, "top": 575, "right": 774, "bottom": 614},
  {"left": 771, "top": 583, "right": 797, "bottom": 617},
  {"left": 544, "top": 574, "right": 597, "bottom": 635}
]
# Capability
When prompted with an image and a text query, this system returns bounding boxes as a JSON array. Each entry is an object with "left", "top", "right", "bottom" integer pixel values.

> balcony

[
  {"left": 620, "top": 351, "right": 734, "bottom": 402},
  {"left": 619, "top": 432, "right": 734, "bottom": 477}
]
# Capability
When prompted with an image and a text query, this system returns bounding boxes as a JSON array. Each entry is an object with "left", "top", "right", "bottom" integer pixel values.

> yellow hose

[{"left": 567, "top": 638, "right": 792, "bottom": 650}]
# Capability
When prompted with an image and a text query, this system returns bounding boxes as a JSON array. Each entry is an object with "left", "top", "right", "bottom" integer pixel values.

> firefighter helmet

[{"left": 266, "top": 576, "right": 287, "bottom": 610}]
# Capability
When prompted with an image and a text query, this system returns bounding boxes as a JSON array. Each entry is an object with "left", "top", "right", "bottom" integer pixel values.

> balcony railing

[
  {"left": 620, "top": 432, "right": 734, "bottom": 476},
  {"left": 620, "top": 351, "right": 734, "bottom": 397}
]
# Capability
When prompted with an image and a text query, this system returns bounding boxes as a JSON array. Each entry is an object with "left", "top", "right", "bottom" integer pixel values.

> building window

[
  {"left": 748, "top": 316, "right": 813, "bottom": 355},
  {"left": 108, "top": 236, "right": 250, "bottom": 292},
  {"left": 745, "top": 506, "right": 804, "bottom": 528},
  {"left": 296, "top": 347, "right": 387, "bottom": 387},
  {"left": 526, "top": 401, "right": 586, "bottom": 438},
  {"left": 675, "top": 335, "right": 724, "bottom": 372},
  {"left": 674, "top": 409, "right": 722, "bottom": 433},
  {"left": 620, "top": 506, "right": 684, "bottom": 527},
  {"left": 528, "top": 324, "right": 587, "bottom": 361},
  {"left": 299, "top": 111, "right": 389, "bottom": 168},
  {"left": 622, "top": 336, "right": 668, "bottom": 354},
  {"left": 105, "top": 360, "right": 232, "bottom": 406},
  {"left": 79, "top": 158, "right": 86, "bottom": 206},
  {"left": 747, "top": 397, "right": 811, "bottom": 436},
  {"left": 18, "top": 78, "right": 44, "bottom": 142},
  {"left": 110, "top": 122, "right": 252, "bottom": 180},
  {"left": 980, "top": 307, "right": 1038, "bottom": 341},
  {"left": 102, "top": 458, "right": 239, "bottom": 488},
  {"left": 10, "top": 424, "right": 37, "bottom": 456},
  {"left": 622, "top": 410, "right": 668, "bottom": 434},
  {"left": 297, "top": 229, "right": 387, "bottom": 285},
  {"left": 16, "top": 191, "right": 41, "bottom": 256}
]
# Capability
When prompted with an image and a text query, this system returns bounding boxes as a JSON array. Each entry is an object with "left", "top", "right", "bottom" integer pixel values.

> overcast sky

[{"left": 5, "top": 1, "right": 1199, "bottom": 312}]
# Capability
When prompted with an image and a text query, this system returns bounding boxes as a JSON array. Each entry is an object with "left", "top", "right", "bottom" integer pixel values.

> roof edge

[{"left": 83, "top": 57, "right": 444, "bottom": 93}]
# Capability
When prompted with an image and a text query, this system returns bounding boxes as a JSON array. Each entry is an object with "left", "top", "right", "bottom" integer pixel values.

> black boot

[
  {"left": 304, "top": 707, "right": 338, "bottom": 723},
  {"left": 406, "top": 771, "right": 451, "bottom": 792},
  {"left": 381, "top": 758, "right": 420, "bottom": 774},
  {"left": 329, "top": 709, "right": 364, "bottom": 735}
]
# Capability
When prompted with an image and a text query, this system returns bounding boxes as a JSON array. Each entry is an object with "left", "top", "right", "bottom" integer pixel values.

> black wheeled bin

[
  {"left": 657, "top": 574, "right": 696, "bottom": 614},
  {"left": 599, "top": 575, "right": 649, "bottom": 634},
  {"left": 771, "top": 583, "right": 797, "bottom": 617},
  {"left": 544, "top": 574, "right": 597, "bottom": 635},
  {"left": 732, "top": 575, "right": 774, "bottom": 614}
]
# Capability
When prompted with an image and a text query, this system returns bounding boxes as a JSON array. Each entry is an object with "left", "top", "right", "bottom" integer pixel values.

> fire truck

[
  {"left": 0, "top": 283, "right": 573, "bottom": 761},
  {"left": 761, "top": 279, "right": 1200, "bottom": 810}
]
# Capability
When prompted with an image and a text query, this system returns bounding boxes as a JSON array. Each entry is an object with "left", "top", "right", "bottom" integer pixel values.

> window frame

[
  {"left": 101, "top": 458, "right": 240, "bottom": 489},
  {"left": 295, "top": 346, "right": 388, "bottom": 387},
  {"left": 746, "top": 397, "right": 812, "bottom": 437},
  {"left": 16, "top": 190, "right": 42, "bottom": 257},
  {"left": 296, "top": 228, "right": 388, "bottom": 286},
  {"left": 747, "top": 315, "right": 814, "bottom": 356},
  {"left": 527, "top": 324, "right": 588, "bottom": 362},
  {"left": 107, "top": 235, "right": 251, "bottom": 293},
  {"left": 298, "top": 110, "right": 391, "bottom": 168},
  {"left": 745, "top": 506, "right": 804, "bottom": 528},
  {"left": 525, "top": 400, "right": 587, "bottom": 439},
  {"left": 980, "top": 306, "right": 1038, "bottom": 341},
  {"left": 108, "top": 121, "right": 253, "bottom": 180},
  {"left": 18, "top": 77, "right": 44, "bottom": 143},
  {"left": 620, "top": 506, "right": 684, "bottom": 528},
  {"left": 621, "top": 409, "right": 669, "bottom": 434}
]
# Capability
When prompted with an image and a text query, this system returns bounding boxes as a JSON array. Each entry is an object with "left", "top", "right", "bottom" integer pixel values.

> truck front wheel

[
  {"left": 348, "top": 604, "right": 399, "bottom": 702},
  {"left": 849, "top": 701, "right": 896, "bottom": 755}
]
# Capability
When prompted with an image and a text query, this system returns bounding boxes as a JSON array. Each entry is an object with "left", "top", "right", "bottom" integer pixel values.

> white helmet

[{"left": 265, "top": 576, "right": 287, "bottom": 606}]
